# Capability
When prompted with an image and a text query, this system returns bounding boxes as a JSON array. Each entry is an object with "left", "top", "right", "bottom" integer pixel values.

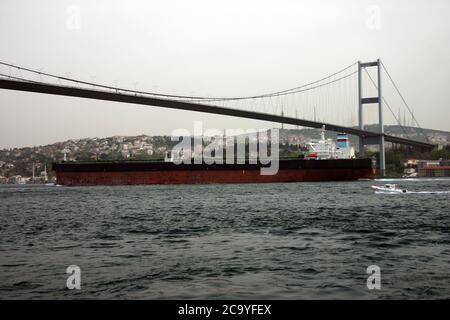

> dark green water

[{"left": 0, "top": 178, "right": 449, "bottom": 299}]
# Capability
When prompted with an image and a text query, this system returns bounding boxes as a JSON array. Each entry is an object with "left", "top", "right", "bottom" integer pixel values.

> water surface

[{"left": 0, "top": 178, "right": 449, "bottom": 299}]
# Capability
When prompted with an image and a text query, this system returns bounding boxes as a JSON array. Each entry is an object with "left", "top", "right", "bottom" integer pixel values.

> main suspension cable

[
  {"left": 380, "top": 61, "right": 429, "bottom": 142},
  {"left": 363, "top": 68, "right": 410, "bottom": 137},
  {"left": 0, "top": 60, "right": 357, "bottom": 102}
]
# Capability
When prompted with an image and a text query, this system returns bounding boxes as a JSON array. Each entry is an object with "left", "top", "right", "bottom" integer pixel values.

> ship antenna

[{"left": 321, "top": 125, "right": 326, "bottom": 141}]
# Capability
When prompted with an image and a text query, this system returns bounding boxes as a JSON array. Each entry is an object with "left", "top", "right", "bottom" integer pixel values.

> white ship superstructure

[{"left": 306, "top": 126, "right": 355, "bottom": 160}]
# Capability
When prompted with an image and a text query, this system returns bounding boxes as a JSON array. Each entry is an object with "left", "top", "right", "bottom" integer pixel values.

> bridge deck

[{"left": 0, "top": 79, "right": 434, "bottom": 149}]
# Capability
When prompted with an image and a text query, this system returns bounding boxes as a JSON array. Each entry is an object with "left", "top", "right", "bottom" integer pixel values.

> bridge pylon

[{"left": 358, "top": 59, "right": 385, "bottom": 176}]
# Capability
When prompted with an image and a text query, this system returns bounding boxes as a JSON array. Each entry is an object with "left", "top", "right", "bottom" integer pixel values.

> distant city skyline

[{"left": 1, "top": 0, "right": 449, "bottom": 149}]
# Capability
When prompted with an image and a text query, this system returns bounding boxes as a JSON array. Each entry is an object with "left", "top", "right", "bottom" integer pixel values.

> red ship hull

[{"left": 52, "top": 159, "right": 374, "bottom": 186}]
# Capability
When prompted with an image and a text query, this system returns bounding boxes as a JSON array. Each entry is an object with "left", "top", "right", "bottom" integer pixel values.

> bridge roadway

[{"left": 0, "top": 79, "right": 434, "bottom": 149}]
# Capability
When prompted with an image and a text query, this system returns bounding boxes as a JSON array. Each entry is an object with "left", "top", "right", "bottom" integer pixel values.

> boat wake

[
  {"left": 375, "top": 190, "right": 450, "bottom": 195},
  {"left": 375, "top": 178, "right": 450, "bottom": 182}
]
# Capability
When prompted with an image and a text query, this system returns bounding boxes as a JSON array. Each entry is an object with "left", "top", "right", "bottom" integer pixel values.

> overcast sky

[{"left": 0, "top": 0, "right": 449, "bottom": 148}]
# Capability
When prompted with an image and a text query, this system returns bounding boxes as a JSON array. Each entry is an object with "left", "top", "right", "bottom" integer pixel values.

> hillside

[{"left": 1, "top": 125, "right": 449, "bottom": 179}]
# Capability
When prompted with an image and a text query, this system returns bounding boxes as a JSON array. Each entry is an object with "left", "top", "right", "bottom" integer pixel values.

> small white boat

[{"left": 371, "top": 184, "right": 408, "bottom": 193}]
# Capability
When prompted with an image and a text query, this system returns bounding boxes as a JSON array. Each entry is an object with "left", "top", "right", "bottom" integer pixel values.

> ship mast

[
  {"left": 320, "top": 125, "right": 326, "bottom": 141},
  {"left": 44, "top": 163, "right": 48, "bottom": 183}
]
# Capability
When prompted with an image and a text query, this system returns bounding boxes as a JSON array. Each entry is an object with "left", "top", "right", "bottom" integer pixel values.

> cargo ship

[
  {"left": 52, "top": 158, "right": 372, "bottom": 186},
  {"left": 52, "top": 128, "right": 374, "bottom": 186}
]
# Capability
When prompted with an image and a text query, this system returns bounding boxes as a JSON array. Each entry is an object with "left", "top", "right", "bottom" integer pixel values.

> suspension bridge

[{"left": 0, "top": 59, "right": 435, "bottom": 176}]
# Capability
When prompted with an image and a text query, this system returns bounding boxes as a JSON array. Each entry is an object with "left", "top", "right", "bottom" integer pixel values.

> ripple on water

[{"left": 0, "top": 179, "right": 449, "bottom": 299}]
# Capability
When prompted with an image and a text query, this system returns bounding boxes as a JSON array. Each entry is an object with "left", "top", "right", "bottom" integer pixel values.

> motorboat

[{"left": 371, "top": 184, "right": 408, "bottom": 193}]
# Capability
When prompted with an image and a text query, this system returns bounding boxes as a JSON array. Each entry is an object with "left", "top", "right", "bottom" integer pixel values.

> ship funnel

[{"left": 337, "top": 133, "right": 350, "bottom": 149}]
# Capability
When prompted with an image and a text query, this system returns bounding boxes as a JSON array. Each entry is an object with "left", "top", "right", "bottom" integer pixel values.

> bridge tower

[{"left": 358, "top": 59, "right": 385, "bottom": 176}]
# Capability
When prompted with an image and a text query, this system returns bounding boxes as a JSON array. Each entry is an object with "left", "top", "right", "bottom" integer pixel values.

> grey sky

[{"left": 0, "top": 0, "right": 449, "bottom": 149}]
